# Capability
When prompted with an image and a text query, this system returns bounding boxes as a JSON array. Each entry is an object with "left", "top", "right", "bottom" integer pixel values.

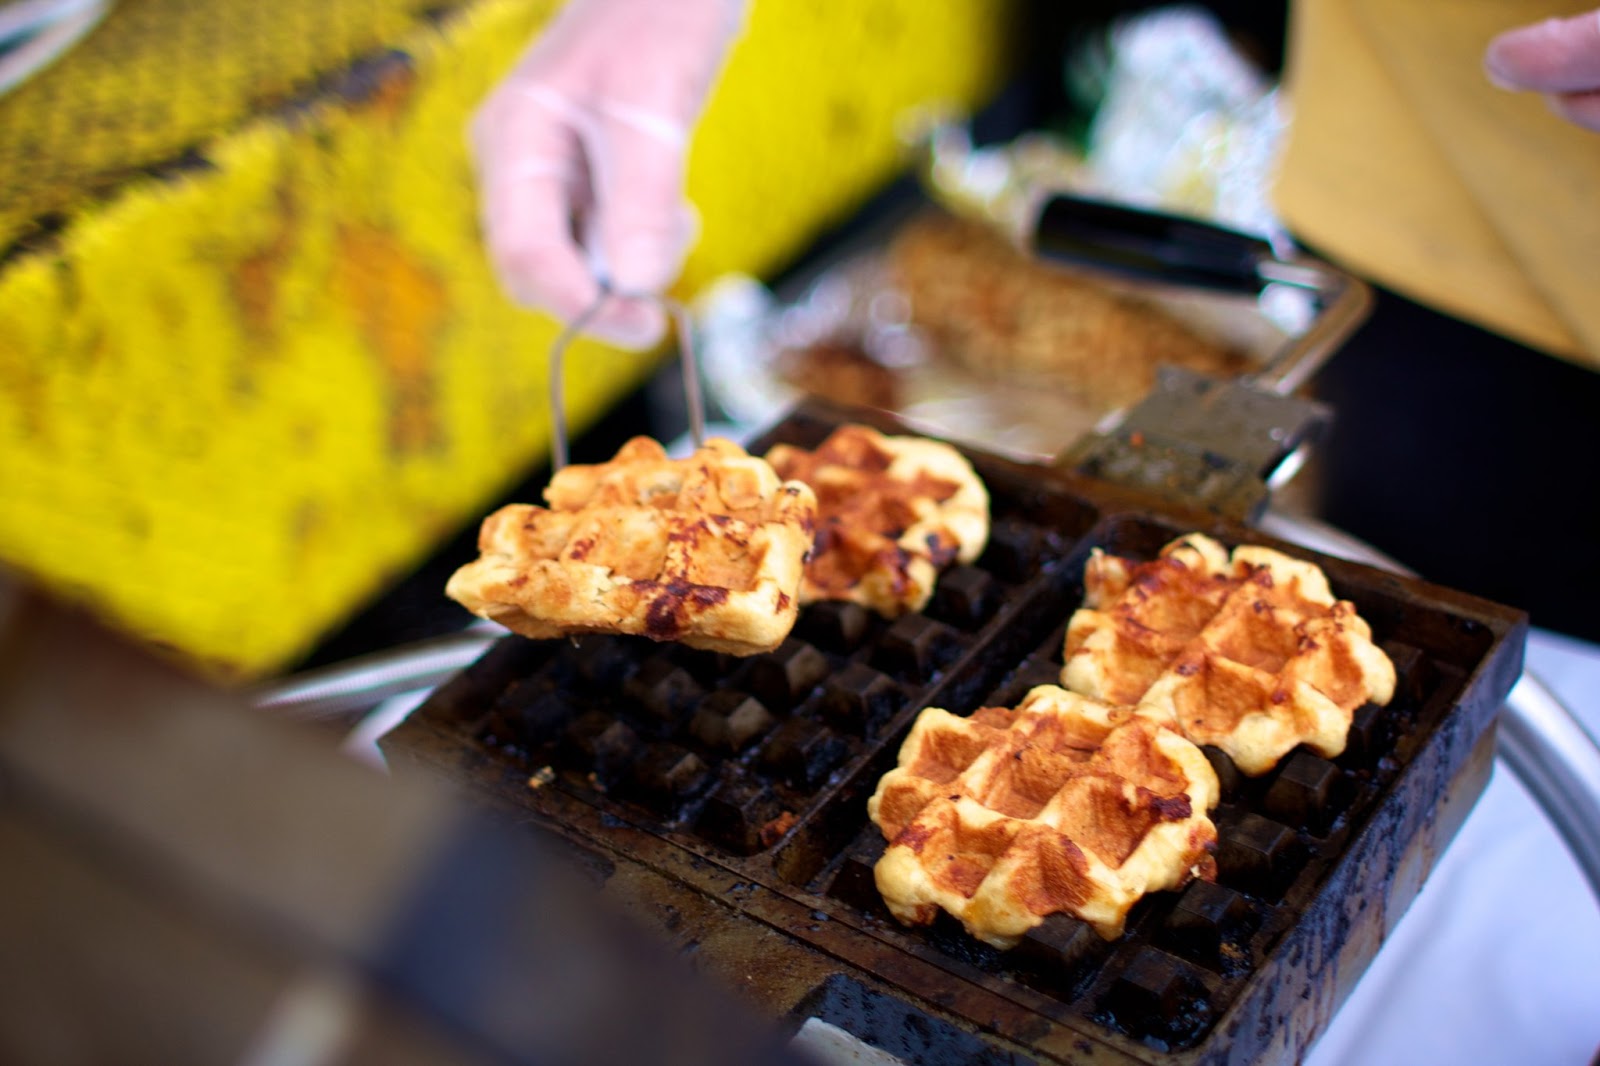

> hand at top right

[{"left": 1485, "top": 9, "right": 1600, "bottom": 131}]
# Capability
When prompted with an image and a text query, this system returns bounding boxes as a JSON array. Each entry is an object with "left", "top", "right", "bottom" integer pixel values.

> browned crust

[{"left": 446, "top": 437, "right": 817, "bottom": 656}]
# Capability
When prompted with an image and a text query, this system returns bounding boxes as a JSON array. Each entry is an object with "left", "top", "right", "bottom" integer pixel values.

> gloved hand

[
  {"left": 1485, "top": 8, "right": 1600, "bottom": 132},
  {"left": 471, "top": 0, "right": 747, "bottom": 348}
]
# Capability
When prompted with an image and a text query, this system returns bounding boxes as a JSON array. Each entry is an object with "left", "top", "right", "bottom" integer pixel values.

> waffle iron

[{"left": 379, "top": 397, "right": 1525, "bottom": 1066}]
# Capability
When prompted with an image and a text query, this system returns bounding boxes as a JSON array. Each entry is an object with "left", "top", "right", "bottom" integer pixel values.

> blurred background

[
  {"left": 1, "top": 0, "right": 1595, "bottom": 678},
  {"left": 1, "top": 1, "right": 1598, "bottom": 1063}
]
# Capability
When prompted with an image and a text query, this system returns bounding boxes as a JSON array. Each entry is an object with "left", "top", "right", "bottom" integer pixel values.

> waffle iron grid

[{"left": 382, "top": 403, "right": 1526, "bottom": 1064}]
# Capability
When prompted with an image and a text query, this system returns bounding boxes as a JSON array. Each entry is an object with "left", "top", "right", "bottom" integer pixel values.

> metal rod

[
  {"left": 250, "top": 624, "right": 499, "bottom": 724},
  {"left": 1500, "top": 672, "right": 1600, "bottom": 904},
  {"left": 548, "top": 289, "right": 708, "bottom": 472},
  {"left": 662, "top": 295, "right": 707, "bottom": 451},
  {"left": 547, "top": 295, "right": 613, "bottom": 472},
  {"left": 1248, "top": 260, "right": 1373, "bottom": 397}
]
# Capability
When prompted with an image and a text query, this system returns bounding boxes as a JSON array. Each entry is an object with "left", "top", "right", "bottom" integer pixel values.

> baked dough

[
  {"left": 888, "top": 212, "right": 1251, "bottom": 411},
  {"left": 766, "top": 424, "right": 989, "bottom": 617},
  {"left": 1063, "top": 533, "right": 1397, "bottom": 775},
  {"left": 869, "top": 684, "right": 1219, "bottom": 945},
  {"left": 446, "top": 437, "right": 817, "bottom": 656}
]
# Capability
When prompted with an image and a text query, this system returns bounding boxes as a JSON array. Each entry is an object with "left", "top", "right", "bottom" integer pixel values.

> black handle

[{"left": 1032, "top": 194, "right": 1274, "bottom": 293}]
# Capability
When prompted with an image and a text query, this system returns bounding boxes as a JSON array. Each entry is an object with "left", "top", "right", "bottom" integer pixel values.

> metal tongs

[{"left": 546, "top": 285, "right": 707, "bottom": 471}]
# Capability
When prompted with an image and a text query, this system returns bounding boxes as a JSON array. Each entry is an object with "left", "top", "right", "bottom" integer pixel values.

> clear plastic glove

[
  {"left": 471, "top": 0, "right": 746, "bottom": 348},
  {"left": 1485, "top": 9, "right": 1600, "bottom": 132}
]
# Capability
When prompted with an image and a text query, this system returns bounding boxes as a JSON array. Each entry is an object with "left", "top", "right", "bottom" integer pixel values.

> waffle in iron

[
  {"left": 445, "top": 437, "right": 817, "bottom": 655},
  {"left": 1062, "top": 533, "right": 1397, "bottom": 775},
  {"left": 766, "top": 424, "right": 989, "bottom": 618},
  {"left": 868, "top": 684, "right": 1219, "bottom": 946}
]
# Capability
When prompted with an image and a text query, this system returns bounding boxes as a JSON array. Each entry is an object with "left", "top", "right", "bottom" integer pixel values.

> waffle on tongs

[
  {"left": 445, "top": 437, "right": 818, "bottom": 656},
  {"left": 1062, "top": 533, "right": 1397, "bottom": 775},
  {"left": 766, "top": 424, "right": 990, "bottom": 618},
  {"left": 868, "top": 684, "right": 1220, "bottom": 946}
]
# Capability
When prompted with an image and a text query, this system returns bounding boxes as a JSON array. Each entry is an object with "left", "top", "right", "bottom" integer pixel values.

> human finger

[
  {"left": 587, "top": 103, "right": 697, "bottom": 296},
  {"left": 471, "top": 91, "right": 601, "bottom": 323},
  {"left": 1548, "top": 87, "right": 1600, "bottom": 131},
  {"left": 581, "top": 293, "right": 669, "bottom": 350},
  {"left": 1485, "top": 10, "right": 1600, "bottom": 93}
]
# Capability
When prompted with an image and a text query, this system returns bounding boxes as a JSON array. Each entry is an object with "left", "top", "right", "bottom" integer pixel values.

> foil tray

[
  {"left": 697, "top": 189, "right": 1370, "bottom": 468},
  {"left": 381, "top": 402, "right": 1525, "bottom": 1066}
]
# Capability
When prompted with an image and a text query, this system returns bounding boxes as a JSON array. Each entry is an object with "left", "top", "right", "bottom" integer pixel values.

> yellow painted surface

[{"left": 0, "top": 0, "right": 1011, "bottom": 678}]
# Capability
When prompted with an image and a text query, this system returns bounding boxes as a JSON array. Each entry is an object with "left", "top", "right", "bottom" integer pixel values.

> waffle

[
  {"left": 445, "top": 437, "right": 818, "bottom": 656},
  {"left": 868, "top": 685, "right": 1219, "bottom": 946},
  {"left": 1062, "top": 533, "right": 1397, "bottom": 775},
  {"left": 765, "top": 424, "right": 989, "bottom": 617}
]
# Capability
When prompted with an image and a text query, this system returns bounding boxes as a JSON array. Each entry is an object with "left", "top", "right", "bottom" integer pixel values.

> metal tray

[{"left": 698, "top": 192, "right": 1370, "bottom": 468}]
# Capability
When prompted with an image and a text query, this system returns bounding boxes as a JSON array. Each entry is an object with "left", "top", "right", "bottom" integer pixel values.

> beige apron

[{"left": 1277, "top": 0, "right": 1600, "bottom": 369}]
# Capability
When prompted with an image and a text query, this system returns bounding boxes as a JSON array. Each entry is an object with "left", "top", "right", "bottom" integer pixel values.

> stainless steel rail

[
  {"left": 249, "top": 622, "right": 499, "bottom": 724},
  {"left": 1498, "top": 671, "right": 1600, "bottom": 904}
]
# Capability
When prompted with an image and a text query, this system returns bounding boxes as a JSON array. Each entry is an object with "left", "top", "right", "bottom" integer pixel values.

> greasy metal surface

[
  {"left": 1113, "top": 368, "right": 1332, "bottom": 472},
  {"left": 381, "top": 401, "right": 1527, "bottom": 1065},
  {"left": 1061, "top": 369, "right": 1333, "bottom": 523}
]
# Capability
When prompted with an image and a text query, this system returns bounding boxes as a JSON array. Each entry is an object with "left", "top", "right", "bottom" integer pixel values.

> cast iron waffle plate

[{"left": 384, "top": 402, "right": 1527, "bottom": 1065}]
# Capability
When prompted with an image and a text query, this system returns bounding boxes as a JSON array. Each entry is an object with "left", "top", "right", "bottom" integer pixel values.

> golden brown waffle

[
  {"left": 868, "top": 685, "right": 1219, "bottom": 946},
  {"left": 1063, "top": 534, "right": 1397, "bottom": 775},
  {"left": 446, "top": 438, "right": 817, "bottom": 656},
  {"left": 765, "top": 424, "right": 989, "bottom": 617}
]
